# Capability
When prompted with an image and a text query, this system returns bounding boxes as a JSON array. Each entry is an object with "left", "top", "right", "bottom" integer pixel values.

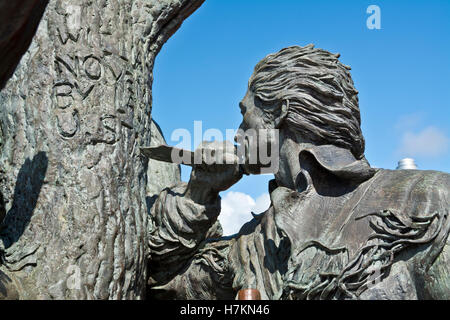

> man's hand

[{"left": 185, "top": 141, "right": 244, "bottom": 204}]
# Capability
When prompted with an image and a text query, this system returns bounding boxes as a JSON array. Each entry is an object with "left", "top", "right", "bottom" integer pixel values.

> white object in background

[{"left": 396, "top": 158, "right": 418, "bottom": 170}]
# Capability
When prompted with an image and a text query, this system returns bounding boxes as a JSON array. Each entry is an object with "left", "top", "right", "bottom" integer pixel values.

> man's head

[{"left": 237, "top": 45, "right": 365, "bottom": 160}]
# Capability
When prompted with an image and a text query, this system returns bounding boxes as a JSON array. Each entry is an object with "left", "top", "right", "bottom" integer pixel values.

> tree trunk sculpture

[{"left": 0, "top": 0, "right": 203, "bottom": 299}]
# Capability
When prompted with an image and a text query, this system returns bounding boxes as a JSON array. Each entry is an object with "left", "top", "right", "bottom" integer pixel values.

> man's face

[
  {"left": 236, "top": 89, "right": 277, "bottom": 132},
  {"left": 234, "top": 89, "right": 280, "bottom": 175}
]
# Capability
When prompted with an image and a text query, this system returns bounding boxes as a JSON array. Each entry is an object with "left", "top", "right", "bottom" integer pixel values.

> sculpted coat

[{"left": 147, "top": 45, "right": 450, "bottom": 300}]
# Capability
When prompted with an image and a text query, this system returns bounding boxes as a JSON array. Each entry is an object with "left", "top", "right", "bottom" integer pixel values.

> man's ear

[{"left": 274, "top": 100, "right": 289, "bottom": 129}]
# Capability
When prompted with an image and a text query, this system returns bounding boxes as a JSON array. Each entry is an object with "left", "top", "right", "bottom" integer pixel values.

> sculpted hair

[{"left": 249, "top": 45, "right": 365, "bottom": 159}]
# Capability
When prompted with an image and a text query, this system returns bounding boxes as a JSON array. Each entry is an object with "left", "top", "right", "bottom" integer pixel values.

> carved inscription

[{"left": 52, "top": 1, "right": 137, "bottom": 142}]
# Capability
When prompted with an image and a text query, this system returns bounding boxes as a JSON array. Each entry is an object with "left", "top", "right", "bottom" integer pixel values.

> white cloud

[
  {"left": 252, "top": 194, "right": 271, "bottom": 215},
  {"left": 394, "top": 113, "right": 449, "bottom": 159},
  {"left": 399, "top": 126, "right": 450, "bottom": 157},
  {"left": 398, "top": 126, "right": 449, "bottom": 158},
  {"left": 218, "top": 191, "right": 271, "bottom": 236}
]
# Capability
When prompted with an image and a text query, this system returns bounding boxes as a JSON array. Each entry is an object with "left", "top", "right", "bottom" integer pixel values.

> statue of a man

[{"left": 147, "top": 45, "right": 450, "bottom": 300}]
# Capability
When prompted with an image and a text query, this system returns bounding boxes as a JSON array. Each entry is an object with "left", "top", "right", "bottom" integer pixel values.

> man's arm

[
  {"left": 147, "top": 141, "right": 243, "bottom": 299},
  {"left": 148, "top": 182, "right": 221, "bottom": 275}
]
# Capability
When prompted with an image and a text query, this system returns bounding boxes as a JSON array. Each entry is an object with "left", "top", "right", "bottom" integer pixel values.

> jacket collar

[
  {"left": 269, "top": 144, "right": 378, "bottom": 195},
  {"left": 298, "top": 144, "right": 378, "bottom": 184}
]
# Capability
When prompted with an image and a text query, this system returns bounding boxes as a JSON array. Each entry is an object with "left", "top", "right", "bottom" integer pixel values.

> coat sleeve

[{"left": 147, "top": 182, "right": 236, "bottom": 299}]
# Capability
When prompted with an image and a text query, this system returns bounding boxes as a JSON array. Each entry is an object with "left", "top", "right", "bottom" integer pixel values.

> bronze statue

[{"left": 146, "top": 45, "right": 450, "bottom": 300}]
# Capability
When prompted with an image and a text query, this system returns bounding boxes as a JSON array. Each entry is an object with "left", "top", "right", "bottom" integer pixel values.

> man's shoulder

[
  {"left": 361, "top": 169, "right": 449, "bottom": 215},
  {"left": 374, "top": 168, "right": 450, "bottom": 190}
]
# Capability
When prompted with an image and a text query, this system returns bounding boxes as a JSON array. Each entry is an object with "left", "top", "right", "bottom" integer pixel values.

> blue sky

[{"left": 152, "top": 0, "right": 450, "bottom": 234}]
